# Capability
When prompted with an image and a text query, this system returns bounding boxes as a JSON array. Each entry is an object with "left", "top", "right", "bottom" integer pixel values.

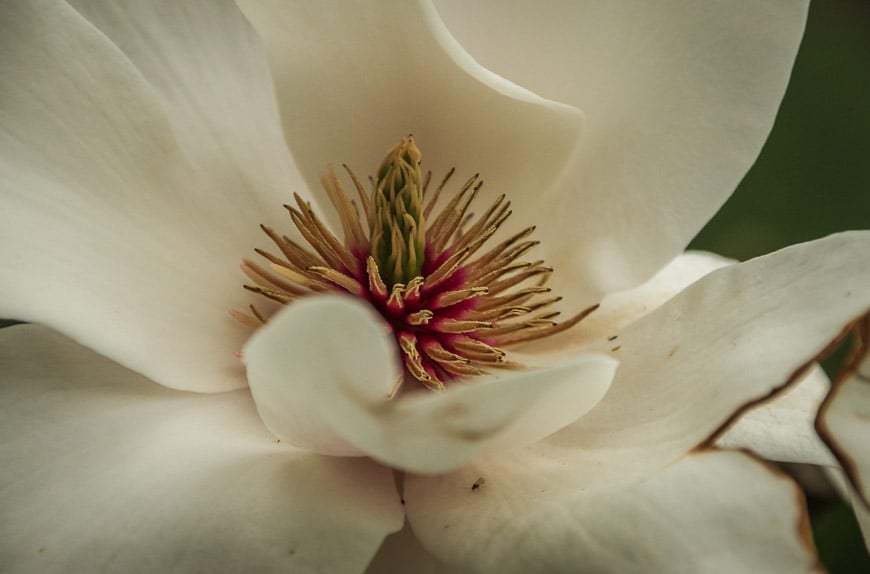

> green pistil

[{"left": 370, "top": 136, "right": 426, "bottom": 287}]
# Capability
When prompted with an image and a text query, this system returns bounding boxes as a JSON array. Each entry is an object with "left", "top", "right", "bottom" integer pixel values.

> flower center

[{"left": 236, "top": 136, "right": 597, "bottom": 393}]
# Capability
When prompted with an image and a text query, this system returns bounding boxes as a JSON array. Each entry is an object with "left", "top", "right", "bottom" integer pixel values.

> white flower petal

[
  {"left": 0, "top": 0, "right": 306, "bottom": 392},
  {"left": 243, "top": 295, "right": 617, "bottom": 473},
  {"left": 551, "top": 232, "right": 870, "bottom": 479},
  {"left": 243, "top": 296, "right": 399, "bottom": 457},
  {"left": 68, "top": 0, "right": 306, "bottom": 212},
  {"left": 0, "top": 325, "right": 403, "bottom": 574},
  {"left": 817, "top": 319, "right": 870, "bottom": 505},
  {"left": 434, "top": 0, "right": 809, "bottom": 302},
  {"left": 236, "top": 0, "right": 584, "bottom": 230},
  {"left": 716, "top": 365, "right": 836, "bottom": 466},
  {"left": 405, "top": 450, "right": 818, "bottom": 573},
  {"left": 518, "top": 250, "right": 733, "bottom": 357}
]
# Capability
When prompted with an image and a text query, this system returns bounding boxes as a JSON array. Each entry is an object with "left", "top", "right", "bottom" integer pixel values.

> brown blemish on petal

[
  {"left": 699, "top": 313, "right": 866, "bottom": 451},
  {"left": 701, "top": 448, "right": 823, "bottom": 571},
  {"left": 611, "top": 345, "right": 621, "bottom": 352},
  {"left": 815, "top": 312, "right": 870, "bottom": 508},
  {"left": 668, "top": 346, "right": 679, "bottom": 358}
]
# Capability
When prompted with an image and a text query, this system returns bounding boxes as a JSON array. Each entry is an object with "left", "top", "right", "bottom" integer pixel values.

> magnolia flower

[{"left": 1, "top": 1, "right": 869, "bottom": 573}]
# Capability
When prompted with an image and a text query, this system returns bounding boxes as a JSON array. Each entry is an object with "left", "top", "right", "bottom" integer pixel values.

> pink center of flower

[{"left": 236, "top": 136, "right": 597, "bottom": 393}]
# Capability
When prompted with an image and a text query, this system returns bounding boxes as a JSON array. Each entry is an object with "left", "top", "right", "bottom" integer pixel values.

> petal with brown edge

[
  {"left": 817, "top": 313, "right": 870, "bottom": 507},
  {"left": 716, "top": 364, "right": 835, "bottom": 466},
  {"left": 546, "top": 232, "right": 870, "bottom": 481},
  {"left": 404, "top": 449, "right": 819, "bottom": 573}
]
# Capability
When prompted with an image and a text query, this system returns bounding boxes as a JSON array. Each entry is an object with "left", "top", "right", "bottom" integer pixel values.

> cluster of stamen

[{"left": 234, "top": 136, "right": 597, "bottom": 393}]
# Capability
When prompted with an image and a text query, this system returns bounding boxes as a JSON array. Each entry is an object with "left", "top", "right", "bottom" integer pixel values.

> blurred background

[{"left": 690, "top": 1, "right": 869, "bottom": 570}]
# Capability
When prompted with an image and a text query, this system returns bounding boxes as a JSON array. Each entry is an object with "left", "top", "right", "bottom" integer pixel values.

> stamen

[
  {"left": 407, "top": 310, "right": 434, "bottom": 326},
  {"left": 229, "top": 308, "right": 261, "bottom": 328},
  {"left": 342, "top": 164, "right": 372, "bottom": 226},
  {"left": 243, "top": 284, "right": 296, "bottom": 305},
  {"left": 307, "top": 266, "right": 365, "bottom": 297},
  {"left": 423, "top": 167, "right": 455, "bottom": 218},
  {"left": 249, "top": 304, "right": 268, "bottom": 324},
  {"left": 432, "top": 287, "right": 489, "bottom": 309},
  {"left": 320, "top": 166, "right": 367, "bottom": 252},
  {"left": 244, "top": 136, "right": 598, "bottom": 394},
  {"left": 366, "top": 256, "right": 388, "bottom": 300},
  {"left": 433, "top": 318, "right": 493, "bottom": 334},
  {"left": 242, "top": 260, "right": 309, "bottom": 296}
]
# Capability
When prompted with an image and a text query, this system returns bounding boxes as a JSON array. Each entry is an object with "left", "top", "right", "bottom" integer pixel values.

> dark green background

[
  {"left": 692, "top": 0, "right": 870, "bottom": 258},
  {"left": 690, "top": 1, "right": 870, "bottom": 571}
]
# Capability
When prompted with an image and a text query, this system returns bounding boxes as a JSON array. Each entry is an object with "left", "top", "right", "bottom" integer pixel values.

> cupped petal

[
  {"left": 0, "top": 0, "right": 307, "bottom": 392},
  {"left": 716, "top": 364, "right": 835, "bottom": 466},
  {"left": 243, "top": 296, "right": 399, "bottom": 457},
  {"left": 236, "top": 0, "right": 584, "bottom": 231},
  {"left": 405, "top": 449, "right": 818, "bottom": 573},
  {"left": 0, "top": 325, "right": 403, "bottom": 574},
  {"left": 243, "top": 295, "right": 617, "bottom": 474},
  {"left": 817, "top": 314, "right": 870, "bottom": 505},
  {"left": 434, "top": 0, "right": 809, "bottom": 302},
  {"left": 550, "top": 232, "right": 870, "bottom": 479}
]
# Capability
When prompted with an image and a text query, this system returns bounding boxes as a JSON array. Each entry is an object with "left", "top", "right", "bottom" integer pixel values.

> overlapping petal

[
  {"left": 434, "top": 0, "right": 809, "bottom": 303},
  {"left": 817, "top": 315, "right": 870, "bottom": 505},
  {"left": 543, "top": 232, "right": 869, "bottom": 482},
  {"left": 519, "top": 250, "right": 734, "bottom": 356},
  {"left": 243, "top": 296, "right": 617, "bottom": 474},
  {"left": 0, "top": 325, "right": 404, "bottom": 574},
  {"left": 236, "top": 0, "right": 584, "bottom": 235},
  {"left": 0, "top": 0, "right": 308, "bottom": 392},
  {"left": 405, "top": 450, "right": 818, "bottom": 573},
  {"left": 716, "top": 365, "right": 835, "bottom": 466}
]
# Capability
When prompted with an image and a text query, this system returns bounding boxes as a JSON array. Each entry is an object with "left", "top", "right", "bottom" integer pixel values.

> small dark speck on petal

[{"left": 611, "top": 345, "right": 621, "bottom": 352}]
